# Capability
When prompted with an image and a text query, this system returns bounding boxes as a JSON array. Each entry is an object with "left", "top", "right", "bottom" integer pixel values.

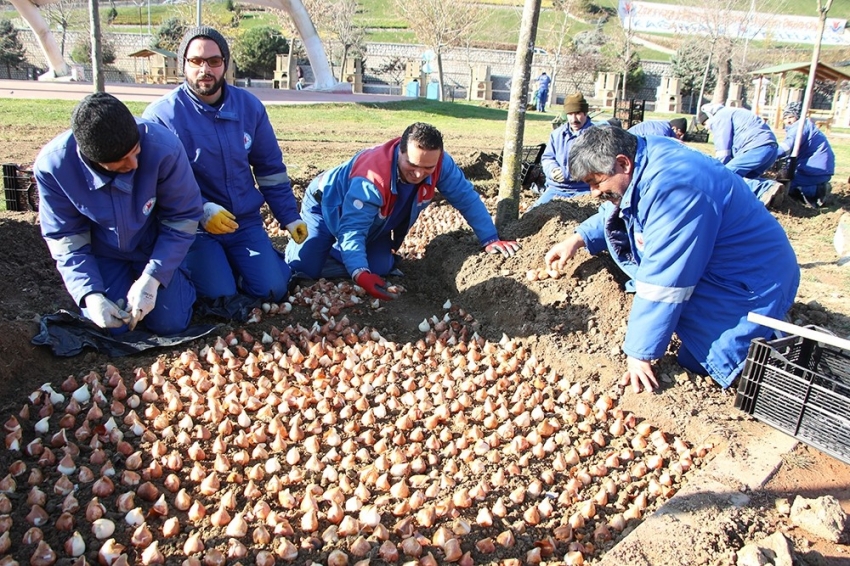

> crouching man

[{"left": 545, "top": 126, "right": 799, "bottom": 392}]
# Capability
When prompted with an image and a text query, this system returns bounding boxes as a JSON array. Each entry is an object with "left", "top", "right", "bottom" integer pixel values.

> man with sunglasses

[
  {"left": 143, "top": 26, "right": 307, "bottom": 304},
  {"left": 544, "top": 126, "right": 799, "bottom": 394}
]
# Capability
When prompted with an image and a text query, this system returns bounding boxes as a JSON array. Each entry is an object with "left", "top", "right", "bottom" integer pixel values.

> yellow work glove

[
  {"left": 286, "top": 220, "right": 309, "bottom": 244},
  {"left": 202, "top": 202, "right": 239, "bottom": 235}
]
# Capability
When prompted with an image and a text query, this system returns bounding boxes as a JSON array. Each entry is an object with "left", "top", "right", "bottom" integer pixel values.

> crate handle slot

[{"left": 748, "top": 312, "right": 850, "bottom": 352}]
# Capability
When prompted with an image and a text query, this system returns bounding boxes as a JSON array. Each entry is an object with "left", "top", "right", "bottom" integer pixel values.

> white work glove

[
  {"left": 84, "top": 293, "right": 131, "bottom": 329},
  {"left": 286, "top": 220, "right": 309, "bottom": 244},
  {"left": 126, "top": 273, "right": 160, "bottom": 331},
  {"left": 202, "top": 203, "right": 239, "bottom": 235},
  {"left": 550, "top": 167, "right": 565, "bottom": 183}
]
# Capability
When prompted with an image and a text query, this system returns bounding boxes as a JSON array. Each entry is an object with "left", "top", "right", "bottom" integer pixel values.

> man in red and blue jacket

[{"left": 285, "top": 123, "right": 520, "bottom": 300}]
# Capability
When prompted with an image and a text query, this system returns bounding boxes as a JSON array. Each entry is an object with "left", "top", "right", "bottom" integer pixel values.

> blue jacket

[
  {"left": 143, "top": 82, "right": 300, "bottom": 230},
  {"left": 314, "top": 138, "right": 499, "bottom": 276},
  {"left": 779, "top": 118, "right": 835, "bottom": 185},
  {"left": 537, "top": 74, "right": 551, "bottom": 92},
  {"left": 628, "top": 120, "right": 674, "bottom": 138},
  {"left": 708, "top": 107, "right": 777, "bottom": 164},
  {"left": 576, "top": 136, "right": 799, "bottom": 387},
  {"left": 35, "top": 121, "right": 202, "bottom": 305},
  {"left": 541, "top": 119, "right": 594, "bottom": 193}
]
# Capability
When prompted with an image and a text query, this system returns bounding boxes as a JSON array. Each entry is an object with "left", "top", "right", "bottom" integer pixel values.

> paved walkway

[{"left": 0, "top": 79, "right": 409, "bottom": 105}]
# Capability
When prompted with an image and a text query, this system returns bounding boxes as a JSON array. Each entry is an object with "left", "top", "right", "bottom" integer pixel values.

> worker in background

[
  {"left": 776, "top": 101, "right": 835, "bottom": 208},
  {"left": 628, "top": 117, "right": 688, "bottom": 140},
  {"left": 530, "top": 92, "right": 595, "bottom": 209},
  {"left": 698, "top": 103, "right": 778, "bottom": 178}
]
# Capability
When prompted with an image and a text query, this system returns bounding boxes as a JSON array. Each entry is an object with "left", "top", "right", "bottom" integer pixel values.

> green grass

[{"left": 0, "top": 97, "right": 557, "bottom": 182}]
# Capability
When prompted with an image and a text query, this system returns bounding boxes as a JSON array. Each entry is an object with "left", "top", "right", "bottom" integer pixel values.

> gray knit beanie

[
  {"left": 178, "top": 26, "right": 230, "bottom": 72},
  {"left": 783, "top": 102, "right": 802, "bottom": 120},
  {"left": 71, "top": 92, "right": 140, "bottom": 164}
]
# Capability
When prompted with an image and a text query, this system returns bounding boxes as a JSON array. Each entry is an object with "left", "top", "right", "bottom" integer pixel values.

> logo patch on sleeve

[
  {"left": 142, "top": 198, "right": 156, "bottom": 216},
  {"left": 244, "top": 133, "right": 253, "bottom": 150},
  {"left": 352, "top": 199, "right": 364, "bottom": 210}
]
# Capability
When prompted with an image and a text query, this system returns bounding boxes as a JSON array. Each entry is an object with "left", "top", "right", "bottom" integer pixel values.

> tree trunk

[
  {"left": 436, "top": 51, "right": 445, "bottom": 102},
  {"left": 339, "top": 46, "right": 349, "bottom": 83},
  {"left": 711, "top": 55, "right": 730, "bottom": 104},
  {"left": 90, "top": 0, "right": 104, "bottom": 92},
  {"left": 496, "top": 0, "right": 541, "bottom": 228}
]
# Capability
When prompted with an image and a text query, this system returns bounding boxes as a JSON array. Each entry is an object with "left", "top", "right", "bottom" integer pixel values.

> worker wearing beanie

[
  {"left": 530, "top": 92, "right": 595, "bottom": 209},
  {"left": 34, "top": 93, "right": 203, "bottom": 334},
  {"left": 628, "top": 117, "right": 688, "bottom": 141},
  {"left": 143, "top": 26, "right": 307, "bottom": 303},
  {"left": 777, "top": 102, "right": 835, "bottom": 207}
]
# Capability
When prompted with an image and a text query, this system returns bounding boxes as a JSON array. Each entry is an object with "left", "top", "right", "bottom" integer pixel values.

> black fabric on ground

[{"left": 32, "top": 311, "right": 218, "bottom": 357}]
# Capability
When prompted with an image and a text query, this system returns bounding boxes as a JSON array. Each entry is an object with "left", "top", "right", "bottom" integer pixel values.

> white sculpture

[
  {"left": 10, "top": 0, "right": 346, "bottom": 90},
  {"left": 8, "top": 0, "right": 70, "bottom": 79}
]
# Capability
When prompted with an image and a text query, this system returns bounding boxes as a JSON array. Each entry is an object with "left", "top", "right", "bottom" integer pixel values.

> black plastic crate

[
  {"left": 3, "top": 163, "right": 38, "bottom": 212},
  {"left": 735, "top": 331, "right": 850, "bottom": 464},
  {"left": 497, "top": 144, "right": 546, "bottom": 189}
]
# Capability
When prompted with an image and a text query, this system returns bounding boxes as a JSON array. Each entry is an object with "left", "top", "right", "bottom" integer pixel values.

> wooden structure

[
  {"left": 342, "top": 58, "right": 363, "bottom": 93},
  {"left": 274, "top": 53, "right": 296, "bottom": 89},
  {"left": 128, "top": 48, "right": 180, "bottom": 85},
  {"left": 655, "top": 76, "right": 682, "bottom": 113},
  {"left": 470, "top": 65, "right": 492, "bottom": 101},
  {"left": 749, "top": 62, "right": 850, "bottom": 129}
]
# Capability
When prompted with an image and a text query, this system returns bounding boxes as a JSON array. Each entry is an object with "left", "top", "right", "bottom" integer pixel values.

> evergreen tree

[
  {"left": 71, "top": 37, "right": 117, "bottom": 65},
  {"left": 232, "top": 26, "right": 288, "bottom": 79},
  {"left": 152, "top": 17, "right": 186, "bottom": 52},
  {"left": 0, "top": 20, "right": 27, "bottom": 79}
]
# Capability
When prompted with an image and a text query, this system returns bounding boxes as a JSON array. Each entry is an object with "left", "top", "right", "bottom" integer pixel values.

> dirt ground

[{"left": 1, "top": 134, "right": 850, "bottom": 565}]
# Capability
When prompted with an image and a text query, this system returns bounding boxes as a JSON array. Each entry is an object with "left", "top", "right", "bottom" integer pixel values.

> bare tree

[
  {"left": 42, "top": 0, "right": 82, "bottom": 56},
  {"left": 394, "top": 0, "right": 484, "bottom": 102},
  {"left": 314, "top": 0, "right": 366, "bottom": 82},
  {"left": 372, "top": 57, "right": 406, "bottom": 95},
  {"left": 538, "top": 0, "right": 575, "bottom": 108}
]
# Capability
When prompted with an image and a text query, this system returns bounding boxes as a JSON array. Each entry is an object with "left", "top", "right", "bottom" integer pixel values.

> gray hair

[{"left": 569, "top": 126, "right": 638, "bottom": 181}]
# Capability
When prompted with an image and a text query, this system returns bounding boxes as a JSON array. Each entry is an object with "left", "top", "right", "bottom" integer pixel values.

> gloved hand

[
  {"left": 202, "top": 202, "right": 239, "bottom": 235},
  {"left": 550, "top": 167, "right": 565, "bottom": 183},
  {"left": 485, "top": 240, "right": 520, "bottom": 257},
  {"left": 126, "top": 273, "right": 160, "bottom": 331},
  {"left": 354, "top": 270, "right": 398, "bottom": 301},
  {"left": 84, "top": 293, "right": 131, "bottom": 329},
  {"left": 286, "top": 220, "right": 309, "bottom": 244}
]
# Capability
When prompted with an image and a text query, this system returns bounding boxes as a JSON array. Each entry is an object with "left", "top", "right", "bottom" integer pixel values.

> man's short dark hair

[
  {"left": 71, "top": 92, "right": 140, "bottom": 164},
  {"left": 669, "top": 117, "right": 687, "bottom": 132},
  {"left": 400, "top": 122, "right": 443, "bottom": 153}
]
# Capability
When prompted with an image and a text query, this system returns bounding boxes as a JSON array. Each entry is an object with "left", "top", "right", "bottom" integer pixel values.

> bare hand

[
  {"left": 619, "top": 356, "right": 659, "bottom": 393},
  {"left": 545, "top": 234, "right": 585, "bottom": 272}
]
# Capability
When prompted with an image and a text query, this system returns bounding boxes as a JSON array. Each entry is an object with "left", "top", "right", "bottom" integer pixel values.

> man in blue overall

[
  {"left": 628, "top": 117, "right": 687, "bottom": 140},
  {"left": 545, "top": 126, "right": 799, "bottom": 393},
  {"left": 530, "top": 92, "right": 594, "bottom": 209},
  {"left": 535, "top": 71, "right": 551, "bottom": 112},
  {"left": 35, "top": 93, "right": 203, "bottom": 334},
  {"left": 776, "top": 101, "right": 835, "bottom": 207},
  {"left": 144, "top": 26, "right": 307, "bottom": 303},
  {"left": 285, "top": 123, "right": 520, "bottom": 300},
  {"left": 699, "top": 103, "right": 778, "bottom": 178}
]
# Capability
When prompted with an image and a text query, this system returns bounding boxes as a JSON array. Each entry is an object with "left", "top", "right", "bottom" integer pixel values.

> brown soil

[{"left": 1, "top": 133, "right": 849, "bottom": 565}]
